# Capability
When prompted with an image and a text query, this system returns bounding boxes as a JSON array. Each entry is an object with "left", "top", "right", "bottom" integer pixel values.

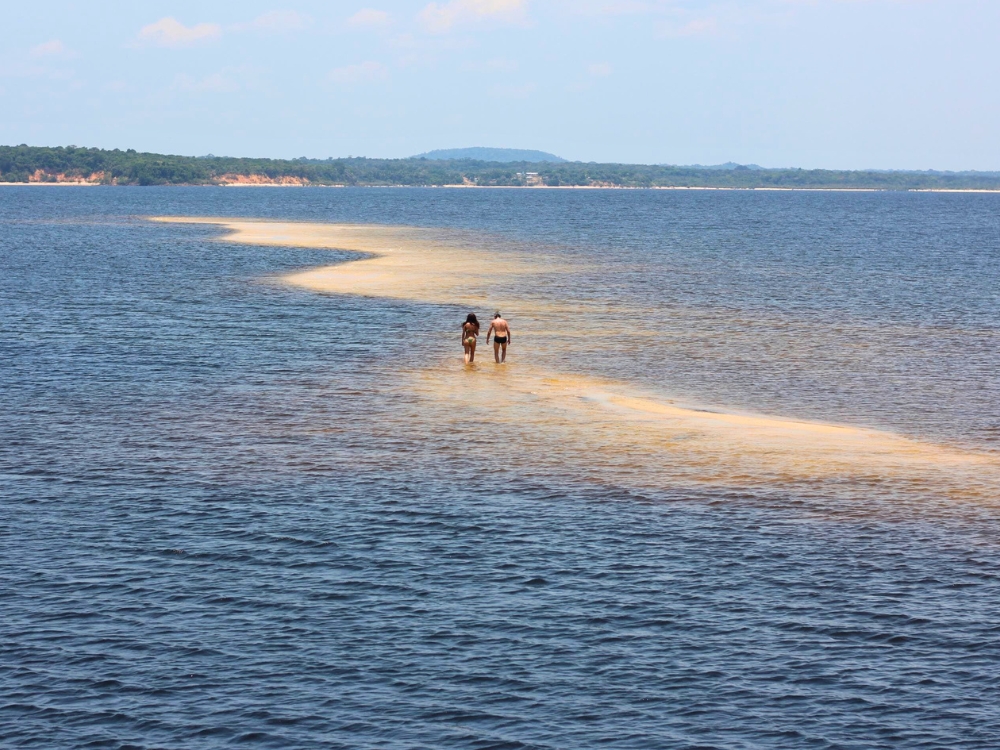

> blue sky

[{"left": 2, "top": 0, "right": 997, "bottom": 169}]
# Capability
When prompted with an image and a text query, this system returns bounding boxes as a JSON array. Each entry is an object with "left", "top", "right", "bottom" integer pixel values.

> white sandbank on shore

[{"left": 151, "top": 216, "right": 1000, "bottom": 501}]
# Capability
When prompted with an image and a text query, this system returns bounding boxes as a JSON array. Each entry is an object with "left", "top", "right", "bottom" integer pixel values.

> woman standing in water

[{"left": 462, "top": 313, "right": 480, "bottom": 364}]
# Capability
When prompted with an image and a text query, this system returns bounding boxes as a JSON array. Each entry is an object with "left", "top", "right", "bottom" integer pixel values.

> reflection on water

[{"left": 4, "top": 188, "right": 1000, "bottom": 748}]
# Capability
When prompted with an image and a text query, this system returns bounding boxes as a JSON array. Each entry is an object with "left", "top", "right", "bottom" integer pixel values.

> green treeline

[{"left": 2, "top": 144, "right": 1000, "bottom": 190}]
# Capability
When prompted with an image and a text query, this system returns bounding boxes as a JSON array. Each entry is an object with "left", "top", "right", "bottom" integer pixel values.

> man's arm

[{"left": 486, "top": 321, "right": 495, "bottom": 343}]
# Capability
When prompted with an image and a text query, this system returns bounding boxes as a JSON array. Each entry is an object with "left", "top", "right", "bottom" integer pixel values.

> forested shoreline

[{"left": 3, "top": 144, "right": 1000, "bottom": 190}]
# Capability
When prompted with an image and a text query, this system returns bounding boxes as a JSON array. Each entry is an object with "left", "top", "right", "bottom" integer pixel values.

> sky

[{"left": 1, "top": 0, "right": 998, "bottom": 169}]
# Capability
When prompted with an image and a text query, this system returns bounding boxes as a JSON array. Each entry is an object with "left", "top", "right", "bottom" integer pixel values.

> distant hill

[
  {"left": 679, "top": 162, "right": 765, "bottom": 171},
  {"left": 413, "top": 147, "right": 566, "bottom": 163}
]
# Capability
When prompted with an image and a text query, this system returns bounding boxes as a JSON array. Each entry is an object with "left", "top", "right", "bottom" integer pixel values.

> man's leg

[
  {"left": 493, "top": 341, "right": 501, "bottom": 363},
  {"left": 500, "top": 343, "right": 507, "bottom": 363}
]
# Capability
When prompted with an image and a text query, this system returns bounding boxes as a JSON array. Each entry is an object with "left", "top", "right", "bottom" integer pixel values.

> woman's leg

[
  {"left": 469, "top": 341, "right": 476, "bottom": 362},
  {"left": 464, "top": 344, "right": 471, "bottom": 364}
]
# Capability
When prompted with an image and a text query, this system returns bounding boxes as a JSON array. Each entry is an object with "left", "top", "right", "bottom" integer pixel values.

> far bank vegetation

[{"left": 3, "top": 145, "right": 1000, "bottom": 191}]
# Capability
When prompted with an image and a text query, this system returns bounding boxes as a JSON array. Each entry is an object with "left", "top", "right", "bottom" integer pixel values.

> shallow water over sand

[
  {"left": 4, "top": 187, "right": 1000, "bottom": 748},
  {"left": 154, "top": 215, "right": 1000, "bottom": 507}
]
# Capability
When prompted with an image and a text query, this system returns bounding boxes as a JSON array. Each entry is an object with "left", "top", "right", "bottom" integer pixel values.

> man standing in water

[{"left": 486, "top": 312, "right": 512, "bottom": 364}]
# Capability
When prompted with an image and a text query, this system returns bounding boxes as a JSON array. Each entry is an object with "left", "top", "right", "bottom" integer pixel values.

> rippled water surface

[{"left": 3, "top": 186, "right": 1000, "bottom": 748}]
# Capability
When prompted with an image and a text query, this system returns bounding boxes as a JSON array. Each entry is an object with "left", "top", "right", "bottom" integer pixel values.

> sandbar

[{"left": 151, "top": 216, "right": 1000, "bottom": 503}]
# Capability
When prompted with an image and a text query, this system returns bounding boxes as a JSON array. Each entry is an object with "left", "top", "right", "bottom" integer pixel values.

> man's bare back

[{"left": 486, "top": 313, "right": 511, "bottom": 364}]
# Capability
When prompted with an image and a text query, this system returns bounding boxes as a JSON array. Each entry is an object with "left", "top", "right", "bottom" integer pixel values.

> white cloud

[
  {"left": 173, "top": 73, "right": 236, "bottom": 93},
  {"left": 348, "top": 8, "right": 391, "bottom": 27},
  {"left": 30, "top": 39, "right": 68, "bottom": 58},
  {"left": 567, "top": 0, "right": 907, "bottom": 13},
  {"left": 568, "top": 63, "right": 611, "bottom": 92},
  {"left": 136, "top": 17, "right": 222, "bottom": 48},
  {"left": 418, "top": 0, "right": 528, "bottom": 33},
  {"left": 462, "top": 57, "right": 519, "bottom": 71},
  {"left": 668, "top": 16, "right": 719, "bottom": 36},
  {"left": 329, "top": 61, "right": 389, "bottom": 85},
  {"left": 490, "top": 81, "right": 536, "bottom": 97},
  {"left": 566, "top": 0, "right": 656, "bottom": 14},
  {"left": 172, "top": 67, "right": 259, "bottom": 93},
  {"left": 553, "top": 0, "right": 680, "bottom": 17},
  {"left": 0, "top": 60, "right": 77, "bottom": 81},
  {"left": 233, "top": 10, "right": 309, "bottom": 33}
]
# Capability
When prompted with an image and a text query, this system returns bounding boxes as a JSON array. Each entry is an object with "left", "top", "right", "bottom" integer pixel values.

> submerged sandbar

[{"left": 151, "top": 216, "right": 1000, "bottom": 504}]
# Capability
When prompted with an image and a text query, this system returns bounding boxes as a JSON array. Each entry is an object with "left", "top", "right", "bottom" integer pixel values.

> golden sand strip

[
  {"left": 152, "top": 217, "right": 542, "bottom": 308},
  {"left": 411, "top": 364, "right": 999, "bottom": 499},
  {"left": 152, "top": 216, "right": 1000, "bottom": 501}
]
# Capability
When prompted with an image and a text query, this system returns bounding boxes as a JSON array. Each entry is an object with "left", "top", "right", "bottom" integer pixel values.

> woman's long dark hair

[{"left": 464, "top": 313, "right": 479, "bottom": 331}]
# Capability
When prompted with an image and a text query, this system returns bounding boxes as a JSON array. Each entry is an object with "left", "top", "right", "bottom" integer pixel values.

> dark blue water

[{"left": 3, "top": 187, "right": 1000, "bottom": 748}]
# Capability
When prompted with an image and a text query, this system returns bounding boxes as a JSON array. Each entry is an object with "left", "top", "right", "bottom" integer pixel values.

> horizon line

[{"left": 5, "top": 144, "right": 1000, "bottom": 175}]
